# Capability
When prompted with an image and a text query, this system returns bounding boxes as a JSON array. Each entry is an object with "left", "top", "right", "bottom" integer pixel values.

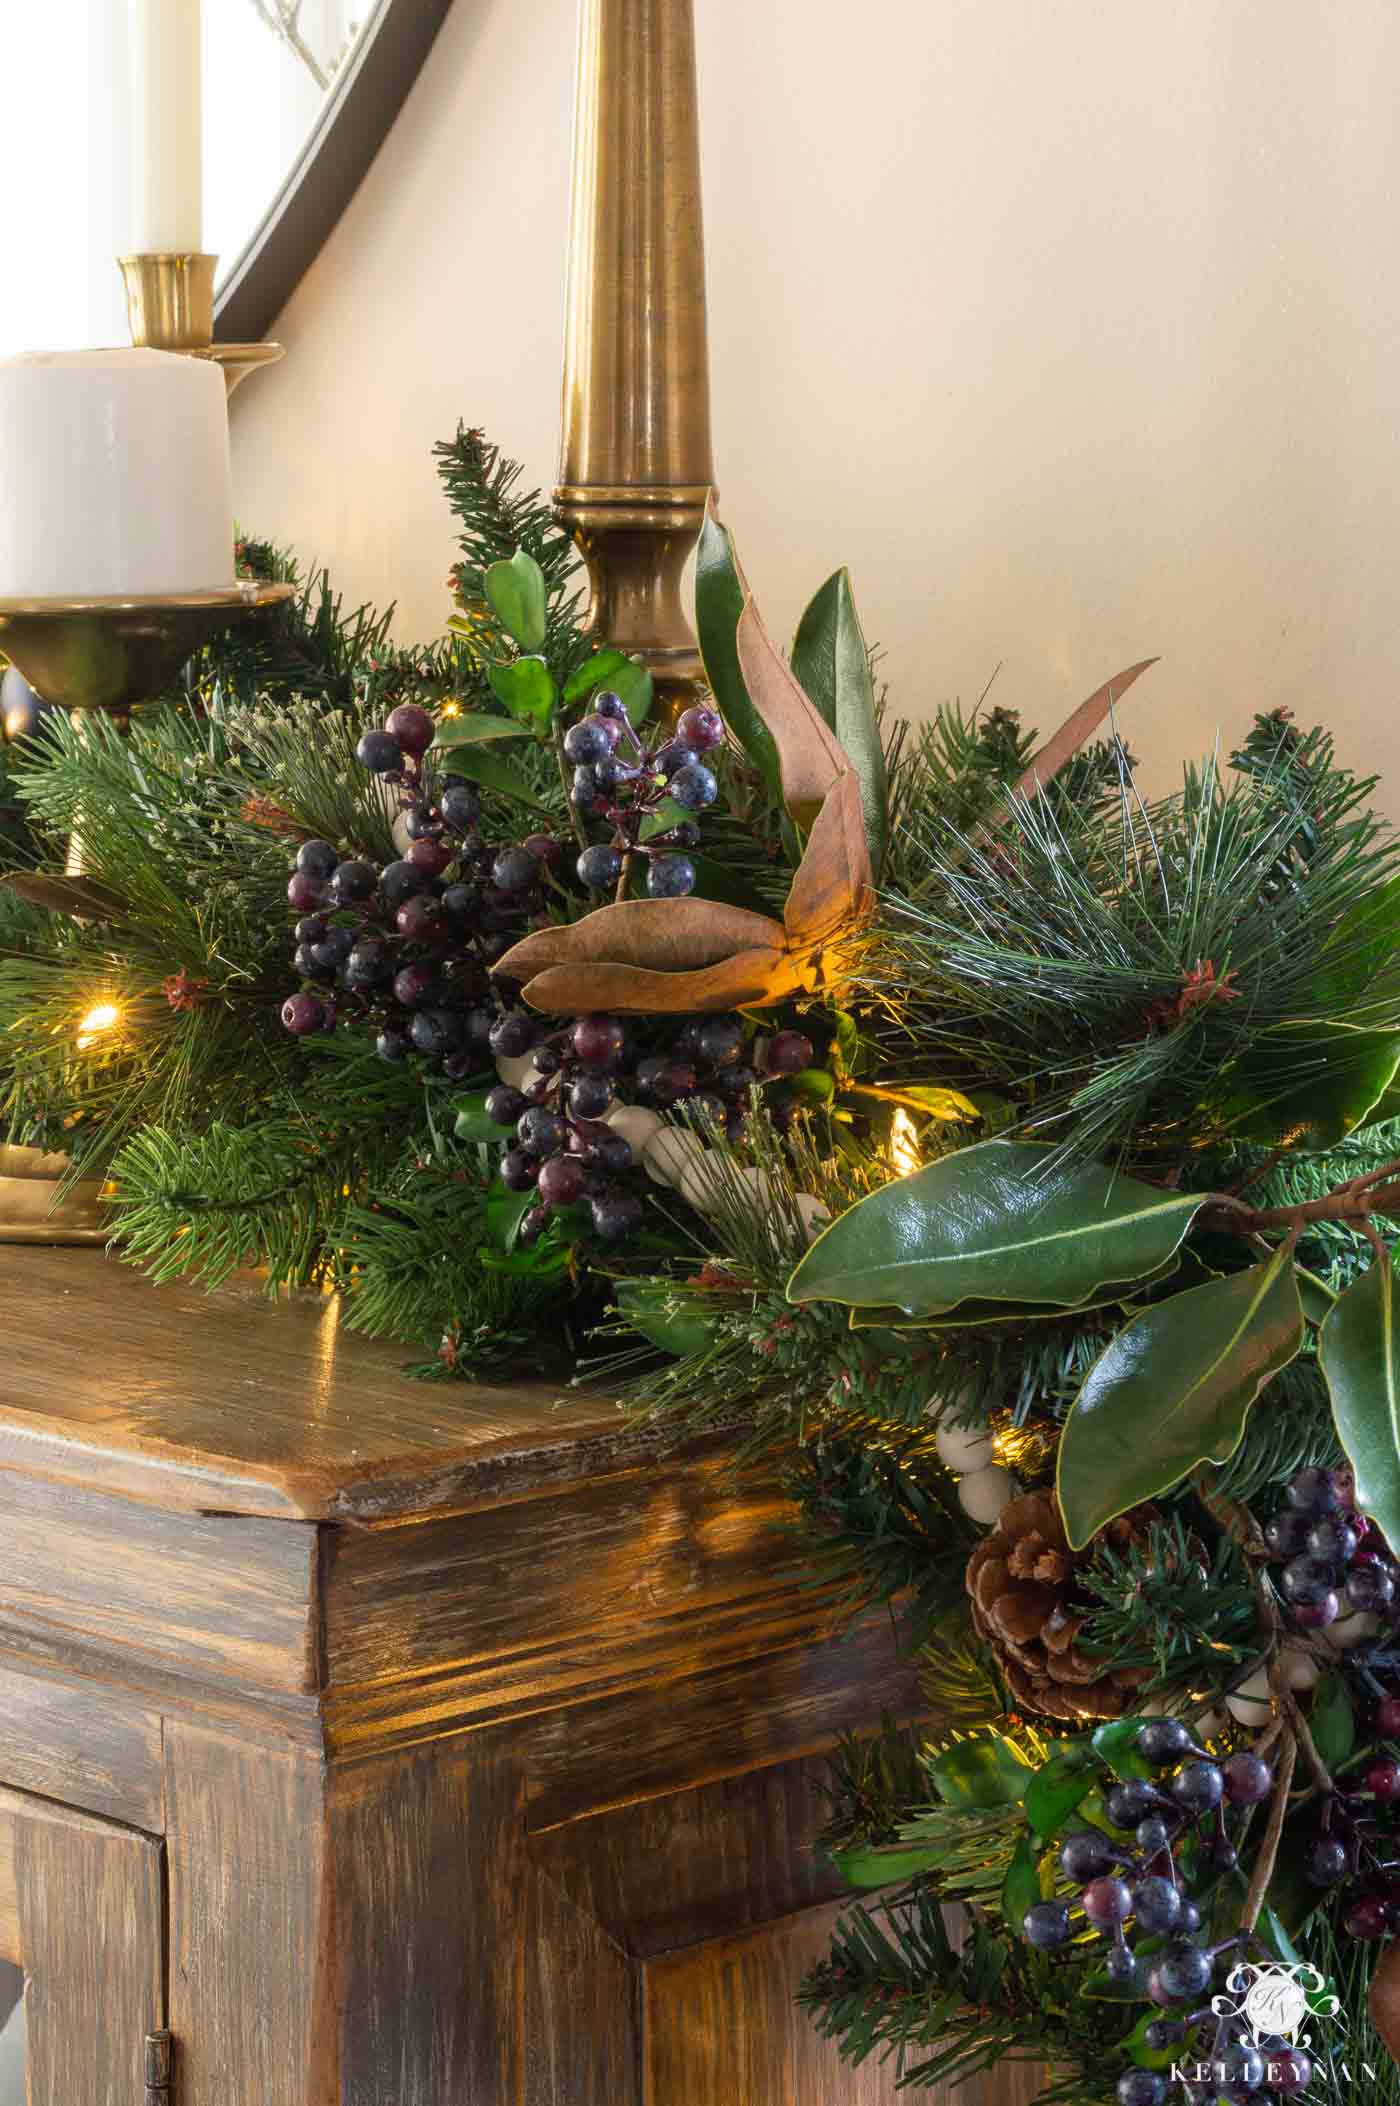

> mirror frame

[{"left": 213, "top": 0, "right": 452, "bottom": 344}]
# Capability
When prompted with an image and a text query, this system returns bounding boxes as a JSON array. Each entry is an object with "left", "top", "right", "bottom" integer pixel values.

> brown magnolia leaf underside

[
  {"left": 735, "top": 597, "right": 852, "bottom": 829},
  {"left": 1370, "top": 1942, "right": 1400, "bottom": 2067},
  {"left": 976, "top": 659, "right": 1159, "bottom": 840},
  {"left": 784, "top": 769, "right": 874, "bottom": 946},
  {"left": 2, "top": 871, "right": 128, "bottom": 921}
]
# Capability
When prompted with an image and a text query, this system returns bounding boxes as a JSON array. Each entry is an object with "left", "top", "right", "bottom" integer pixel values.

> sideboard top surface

[{"left": 0, "top": 1249, "right": 631, "bottom": 1523}]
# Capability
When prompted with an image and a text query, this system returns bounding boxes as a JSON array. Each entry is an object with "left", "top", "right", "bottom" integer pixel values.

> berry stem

[
  {"left": 554, "top": 721, "right": 589, "bottom": 850},
  {"left": 1238, "top": 1727, "right": 1296, "bottom": 1933}
]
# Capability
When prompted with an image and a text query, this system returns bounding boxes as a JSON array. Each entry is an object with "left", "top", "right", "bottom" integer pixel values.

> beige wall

[{"left": 230, "top": 0, "right": 1400, "bottom": 810}]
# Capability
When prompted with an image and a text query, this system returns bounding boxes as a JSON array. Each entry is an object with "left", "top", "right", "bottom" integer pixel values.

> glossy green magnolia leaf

[
  {"left": 487, "top": 655, "right": 556, "bottom": 730},
  {"left": 437, "top": 741, "right": 550, "bottom": 814},
  {"left": 859, "top": 1259, "right": 1184, "bottom": 1333},
  {"left": 1057, "top": 1248, "right": 1304, "bottom": 1550},
  {"left": 787, "top": 1140, "right": 1204, "bottom": 1316},
  {"left": 1002, "top": 1836, "right": 1042, "bottom": 1935},
  {"left": 831, "top": 1843, "right": 947, "bottom": 1891},
  {"left": 1310, "top": 1673, "right": 1355, "bottom": 1770},
  {"left": 452, "top": 1091, "right": 504, "bottom": 1143},
  {"left": 1089, "top": 1718, "right": 1154, "bottom": 1784},
  {"left": 849, "top": 1081, "right": 979, "bottom": 1121},
  {"left": 432, "top": 712, "right": 534, "bottom": 748},
  {"left": 928, "top": 1735, "right": 1032, "bottom": 1810},
  {"left": 484, "top": 549, "right": 547, "bottom": 651},
  {"left": 1224, "top": 1021, "right": 1400, "bottom": 1150},
  {"left": 695, "top": 510, "right": 781, "bottom": 799},
  {"left": 1297, "top": 1266, "right": 1338, "bottom": 1327},
  {"left": 1312, "top": 873, "right": 1400, "bottom": 1009},
  {"left": 790, "top": 567, "right": 889, "bottom": 878},
  {"left": 1319, "top": 1252, "right": 1400, "bottom": 1558},
  {"left": 1023, "top": 1745, "right": 1095, "bottom": 1839},
  {"left": 614, "top": 1280, "right": 716, "bottom": 1359}
]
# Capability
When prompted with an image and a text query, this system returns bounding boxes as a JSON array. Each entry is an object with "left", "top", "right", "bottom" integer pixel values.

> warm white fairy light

[
  {"left": 76, "top": 1000, "right": 120, "bottom": 1050},
  {"left": 891, "top": 1107, "right": 920, "bottom": 1176}
]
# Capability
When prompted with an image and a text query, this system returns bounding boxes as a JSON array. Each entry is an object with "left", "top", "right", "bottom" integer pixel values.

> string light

[
  {"left": 76, "top": 1000, "right": 120, "bottom": 1050},
  {"left": 891, "top": 1107, "right": 920, "bottom": 1176}
]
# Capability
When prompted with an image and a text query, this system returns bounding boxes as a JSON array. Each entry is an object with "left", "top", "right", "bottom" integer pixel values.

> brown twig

[
  {"left": 1283, "top": 1691, "right": 1335, "bottom": 1797},
  {"left": 1202, "top": 1166, "right": 1400, "bottom": 1238},
  {"left": 1239, "top": 1728, "right": 1297, "bottom": 1934}
]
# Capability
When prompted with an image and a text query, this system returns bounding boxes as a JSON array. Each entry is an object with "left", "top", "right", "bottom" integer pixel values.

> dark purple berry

[
  {"left": 1377, "top": 1695, "right": 1400, "bottom": 1737},
  {"left": 1365, "top": 1759, "right": 1400, "bottom": 1801},
  {"left": 1115, "top": 2076, "right": 1165, "bottom": 2106},
  {"left": 1131, "top": 1876, "right": 1182, "bottom": 1933},
  {"left": 1304, "top": 1835, "right": 1349, "bottom": 1886},
  {"left": 408, "top": 837, "right": 454, "bottom": 876},
  {"left": 590, "top": 1190, "right": 643, "bottom": 1241},
  {"left": 1176, "top": 1899, "right": 1201, "bottom": 1932},
  {"left": 519, "top": 1205, "right": 551, "bottom": 1246},
  {"left": 295, "top": 913, "right": 329, "bottom": 944},
  {"left": 1137, "top": 1718, "right": 1194, "bottom": 1765},
  {"left": 568, "top": 1074, "right": 615, "bottom": 1120},
  {"left": 696, "top": 1018, "right": 744, "bottom": 1068},
  {"left": 1135, "top": 1816, "right": 1172, "bottom": 1853},
  {"left": 595, "top": 1134, "right": 633, "bottom": 1173},
  {"left": 1058, "top": 1830, "right": 1119, "bottom": 1882},
  {"left": 563, "top": 718, "right": 612, "bottom": 764},
  {"left": 441, "top": 784, "right": 480, "bottom": 833},
  {"left": 402, "top": 803, "right": 439, "bottom": 842},
  {"left": 1214, "top": 2047, "right": 1266, "bottom": 2093},
  {"left": 669, "top": 760, "right": 718, "bottom": 810},
  {"left": 676, "top": 704, "right": 724, "bottom": 751},
  {"left": 577, "top": 844, "right": 623, "bottom": 891},
  {"left": 1105, "top": 1781, "right": 1159, "bottom": 1828},
  {"left": 1292, "top": 1590, "right": 1341, "bottom": 1628},
  {"left": 1156, "top": 1942, "right": 1212, "bottom": 2002},
  {"left": 1280, "top": 1554, "right": 1336, "bottom": 1604},
  {"left": 1264, "top": 1509, "right": 1312, "bottom": 1557},
  {"left": 1348, "top": 1563, "right": 1396, "bottom": 1612},
  {"left": 391, "top": 964, "right": 437, "bottom": 1009},
  {"left": 493, "top": 847, "right": 540, "bottom": 895},
  {"left": 384, "top": 703, "right": 435, "bottom": 756},
  {"left": 522, "top": 832, "right": 563, "bottom": 867},
  {"left": 572, "top": 1015, "right": 627, "bottom": 1068},
  {"left": 489, "top": 1011, "right": 537, "bottom": 1058},
  {"left": 380, "top": 859, "right": 429, "bottom": 909},
  {"left": 1223, "top": 1751, "right": 1274, "bottom": 1805},
  {"left": 485, "top": 1085, "right": 528, "bottom": 1127},
  {"left": 1307, "top": 1516, "right": 1360, "bottom": 1563},
  {"left": 1021, "top": 1900, "right": 1072, "bottom": 1950},
  {"left": 295, "top": 839, "right": 339, "bottom": 881},
  {"left": 647, "top": 853, "right": 696, "bottom": 898},
  {"left": 517, "top": 1108, "right": 567, "bottom": 1158},
  {"left": 1082, "top": 1876, "right": 1133, "bottom": 1928},
  {"left": 1142, "top": 2021, "right": 1185, "bottom": 2052},
  {"left": 281, "top": 992, "right": 324, "bottom": 1035},
  {"left": 1171, "top": 1761, "right": 1224, "bottom": 1814},
  {"left": 1346, "top": 1894, "right": 1390, "bottom": 1939},
  {"left": 538, "top": 1156, "right": 587, "bottom": 1207},
  {"left": 1104, "top": 1943, "right": 1139, "bottom": 1987},
  {"left": 1272, "top": 2052, "right": 1312, "bottom": 2094},
  {"left": 395, "top": 895, "right": 447, "bottom": 942},
  {"left": 329, "top": 859, "right": 377, "bottom": 905},
  {"left": 767, "top": 1030, "right": 814, "bottom": 1075},
  {"left": 500, "top": 1148, "right": 538, "bottom": 1192},
  {"left": 593, "top": 690, "right": 628, "bottom": 720},
  {"left": 356, "top": 729, "right": 403, "bottom": 774},
  {"left": 287, "top": 871, "right": 325, "bottom": 911},
  {"left": 408, "top": 1009, "right": 465, "bottom": 1058},
  {"left": 375, "top": 1027, "right": 408, "bottom": 1062},
  {"left": 462, "top": 1006, "right": 496, "bottom": 1050},
  {"left": 1286, "top": 1467, "right": 1343, "bottom": 1516},
  {"left": 343, "top": 937, "right": 392, "bottom": 989}
]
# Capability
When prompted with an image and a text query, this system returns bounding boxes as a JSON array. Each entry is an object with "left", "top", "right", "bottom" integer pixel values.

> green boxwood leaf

[
  {"left": 928, "top": 1735, "right": 1032, "bottom": 1810},
  {"left": 433, "top": 712, "right": 534, "bottom": 747},
  {"left": 486, "top": 1179, "right": 537, "bottom": 1252},
  {"left": 1309, "top": 1673, "right": 1355, "bottom": 1770},
  {"left": 1023, "top": 1745, "right": 1095, "bottom": 1838},
  {"left": 790, "top": 567, "right": 889, "bottom": 877},
  {"left": 1319, "top": 1251, "right": 1400, "bottom": 1558},
  {"left": 1089, "top": 1718, "right": 1154, "bottom": 1783},
  {"left": 787, "top": 1139, "right": 1204, "bottom": 1315},
  {"left": 695, "top": 511, "right": 780, "bottom": 798},
  {"left": 831, "top": 1844, "right": 947, "bottom": 1891},
  {"left": 1002, "top": 1836, "right": 1042, "bottom": 1935},
  {"left": 452, "top": 1091, "right": 504, "bottom": 1143},
  {"left": 562, "top": 647, "right": 654, "bottom": 726},
  {"left": 484, "top": 549, "right": 547, "bottom": 651},
  {"left": 614, "top": 1280, "right": 716, "bottom": 1359},
  {"left": 1224, "top": 1020, "right": 1400, "bottom": 1150},
  {"left": 437, "top": 742, "right": 550, "bottom": 814},
  {"left": 1057, "top": 1247, "right": 1305, "bottom": 1549},
  {"left": 486, "top": 655, "right": 556, "bottom": 729}
]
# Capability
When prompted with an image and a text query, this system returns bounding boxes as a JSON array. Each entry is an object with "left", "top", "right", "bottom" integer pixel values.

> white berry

[
  {"left": 934, "top": 1419, "right": 995, "bottom": 1475},
  {"left": 793, "top": 1192, "right": 830, "bottom": 1242},
  {"left": 605, "top": 1102, "right": 665, "bottom": 1153},
  {"left": 956, "top": 1464, "right": 1017, "bottom": 1524},
  {"left": 643, "top": 1126, "right": 709, "bottom": 1188}
]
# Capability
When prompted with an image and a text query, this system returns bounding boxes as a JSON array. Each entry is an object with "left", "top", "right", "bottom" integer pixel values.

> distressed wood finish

[{"left": 0, "top": 1248, "right": 1031, "bottom": 2104}]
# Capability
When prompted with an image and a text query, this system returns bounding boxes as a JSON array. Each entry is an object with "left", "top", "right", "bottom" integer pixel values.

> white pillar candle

[
  {"left": 129, "top": 0, "right": 203, "bottom": 253},
  {"left": 0, "top": 351, "right": 233, "bottom": 598}
]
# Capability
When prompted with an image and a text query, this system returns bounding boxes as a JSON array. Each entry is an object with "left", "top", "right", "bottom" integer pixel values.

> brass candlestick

[
  {"left": 118, "top": 252, "right": 284, "bottom": 395},
  {"left": 555, "top": 0, "right": 715, "bottom": 709}
]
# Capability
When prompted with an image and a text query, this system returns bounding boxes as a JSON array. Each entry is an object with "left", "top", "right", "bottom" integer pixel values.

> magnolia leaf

[
  {"left": 436, "top": 742, "right": 550, "bottom": 813},
  {"left": 791, "top": 567, "right": 889, "bottom": 877},
  {"left": 695, "top": 506, "right": 780, "bottom": 797},
  {"left": 1223, "top": 1020, "right": 1400, "bottom": 1149},
  {"left": 1296, "top": 1266, "right": 1338, "bottom": 1327},
  {"left": 432, "top": 712, "right": 535, "bottom": 747},
  {"left": 859, "top": 1260, "right": 1183, "bottom": 1332},
  {"left": 1319, "top": 1251, "right": 1400, "bottom": 1557},
  {"left": 498, "top": 774, "right": 871, "bottom": 1014},
  {"left": 787, "top": 1140, "right": 1203, "bottom": 1315},
  {"left": 928, "top": 1735, "right": 1032, "bottom": 1810},
  {"left": 978, "top": 661, "right": 1158, "bottom": 835},
  {"left": 483, "top": 549, "right": 547, "bottom": 652},
  {"left": 832, "top": 1843, "right": 948, "bottom": 1891},
  {"left": 735, "top": 596, "right": 855, "bottom": 832},
  {"left": 1, "top": 871, "right": 127, "bottom": 921},
  {"left": 1056, "top": 1247, "right": 1305, "bottom": 1549},
  {"left": 1369, "top": 1942, "right": 1400, "bottom": 2065},
  {"left": 1312, "top": 872, "right": 1400, "bottom": 1010},
  {"left": 486, "top": 655, "right": 556, "bottom": 730},
  {"left": 614, "top": 1280, "right": 716, "bottom": 1358},
  {"left": 849, "top": 1082, "right": 980, "bottom": 1121},
  {"left": 562, "top": 648, "right": 654, "bottom": 725}
]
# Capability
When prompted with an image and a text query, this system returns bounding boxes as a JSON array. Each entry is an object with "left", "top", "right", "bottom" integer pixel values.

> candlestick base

[
  {"left": 0, "top": 582, "right": 295, "bottom": 716},
  {"left": 0, "top": 1149, "right": 111, "bottom": 1246},
  {"left": 117, "top": 254, "right": 285, "bottom": 395}
]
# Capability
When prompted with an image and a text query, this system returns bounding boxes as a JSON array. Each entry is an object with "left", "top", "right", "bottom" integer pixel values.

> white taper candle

[{"left": 128, "top": 0, "right": 203, "bottom": 253}]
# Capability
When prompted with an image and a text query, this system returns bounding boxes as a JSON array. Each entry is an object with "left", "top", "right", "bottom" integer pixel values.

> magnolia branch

[
  {"left": 1203, "top": 1160, "right": 1400, "bottom": 1240},
  {"left": 245, "top": 0, "right": 330, "bottom": 90}
]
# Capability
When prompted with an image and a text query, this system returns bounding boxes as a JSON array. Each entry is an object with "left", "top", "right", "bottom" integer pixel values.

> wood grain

[
  {"left": 10, "top": 1786, "right": 164, "bottom": 2106},
  {"left": 0, "top": 1249, "right": 631, "bottom": 1522},
  {"left": 0, "top": 1655, "right": 161, "bottom": 1829},
  {"left": 164, "top": 1723, "right": 337, "bottom": 2106},
  {"left": 524, "top": 1863, "right": 639, "bottom": 2104},
  {"left": 0, "top": 1471, "right": 318, "bottom": 1693}
]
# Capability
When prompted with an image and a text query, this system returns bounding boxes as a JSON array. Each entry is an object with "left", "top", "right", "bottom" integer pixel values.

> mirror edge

[{"left": 213, "top": 0, "right": 453, "bottom": 346}]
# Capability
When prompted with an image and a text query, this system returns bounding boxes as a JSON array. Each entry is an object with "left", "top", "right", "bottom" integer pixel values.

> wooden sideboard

[{"left": 0, "top": 1248, "right": 1042, "bottom": 2103}]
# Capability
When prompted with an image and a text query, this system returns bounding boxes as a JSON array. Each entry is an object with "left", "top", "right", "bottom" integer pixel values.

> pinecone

[{"left": 965, "top": 1490, "right": 1151, "bottom": 1723}]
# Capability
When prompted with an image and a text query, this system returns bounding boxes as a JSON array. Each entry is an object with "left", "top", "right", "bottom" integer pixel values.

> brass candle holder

[
  {"left": 118, "top": 252, "right": 284, "bottom": 394},
  {"left": 554, "top": 0, "right": 715, "bottom": 710}
]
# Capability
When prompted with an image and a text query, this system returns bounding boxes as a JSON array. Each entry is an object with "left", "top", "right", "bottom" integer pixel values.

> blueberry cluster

[
  {"left": 565, "top": 696, "right": 722, "bottom": 898},
  {"left": 281, "top": 703, "right": 550, "bottom": 1069},
  {"left": 1300, "top": 1706, "right": 1400, "bottom": 1941},
  {"left": 1022, "top": 1720, "right": 1302, "bottom": 2104},
  {"left": 1265, "top": 1466, "right": 1398, "bottom": 1630}
]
